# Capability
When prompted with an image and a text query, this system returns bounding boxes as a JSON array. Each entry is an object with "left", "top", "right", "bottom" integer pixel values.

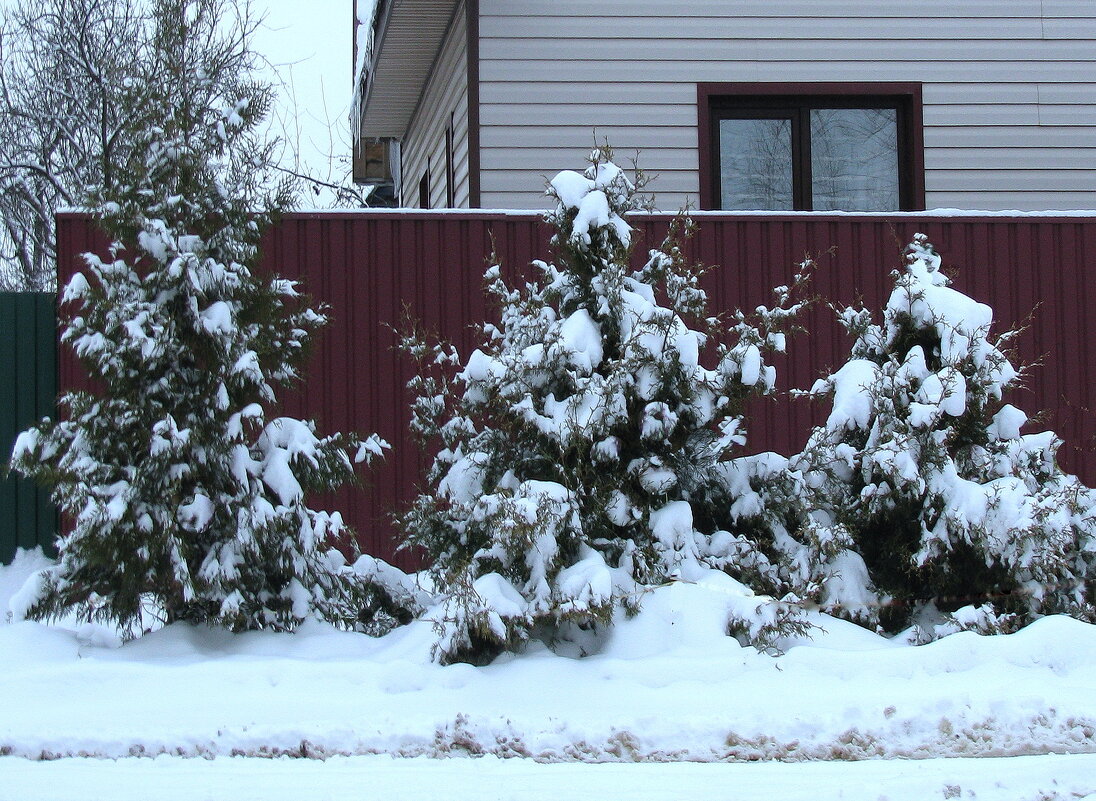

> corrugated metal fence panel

[
  {"left": 0, "top": 292, "right": 58, "bottom": 564},
  {"left": 55, "top": 215, "right": 111, "bottom": 400},
  {"left": 269, "top": 214, "right": 552, "bottom": 565},
  {"left": 676, "top": 216, "right": 1096, "bottom": 481},
  {"left": 55, "top": 212, "right": 1096, "bottom": 570}
]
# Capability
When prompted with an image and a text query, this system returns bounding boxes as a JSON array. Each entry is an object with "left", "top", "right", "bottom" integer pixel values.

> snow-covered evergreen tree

[
  {"left": 402, "top": 148, "right": 814, "bottom": 664},
  {"left": 10, "top": 0, "right": 392, "bottom": 633},
  {"left": 798, "top": 235, "right": 1096, "bottom": 637}
]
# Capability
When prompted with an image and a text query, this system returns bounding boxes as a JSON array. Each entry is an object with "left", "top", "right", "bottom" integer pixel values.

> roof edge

[{"left": 353, "top": 0, "right": 460, "bottom": 141}]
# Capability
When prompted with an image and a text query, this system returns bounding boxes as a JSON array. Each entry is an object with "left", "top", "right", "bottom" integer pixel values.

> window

[
  {"left": 699, "top": 83, "right": 924, "bottom": 211},
  {"left": 418, "top": 166, "right": 430, "bottom": 209}
]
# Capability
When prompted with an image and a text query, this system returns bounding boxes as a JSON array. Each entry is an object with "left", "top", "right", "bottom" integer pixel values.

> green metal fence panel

[{"left": 0, "top": 292, "right": 58, "bottom": 565}]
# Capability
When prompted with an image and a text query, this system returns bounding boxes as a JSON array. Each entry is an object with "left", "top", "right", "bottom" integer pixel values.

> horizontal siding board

[
  {"left": 483, "top": 146, "right": 700, "bottom": 171},
  {"left": 481, "top": 38, "right": 1096, "bottom": 62},
  {"left": 480, "top": 192, "right": 704, "bottom": 212},
  {"left": 481, "top": 81, "right": 699, "bottom": 105},
  {"left": 925, "top": 147, "right": 1096, "bottom": 169},
  {"left": 923, "top": 125, "right": 1096, "bottom": 147},
  {"left": 927, "top": 169, "right": 1096, "bottom": 191},
  {"left": 480, "top": 102, "right": 696, "bottom": 127},
  {"left": 1041, "top": 18, "right": 1096, "bottom": 37},
  {"left": 1038, "top": 83, "right": 1096, "bottom": 104},
  {"left": 486, "top": 122, "right": 1096, "bottom": 151},
  {"left": 482, "top": 81, "right": 1056, "bottom": 106},
  {"left": 485, "top": 1, "right": 1050, "bottom": 17},
  {"left": 1042, "top": 0, "right": 1096, "bottom": 15},
  {"left": 484, "top": 168, "right": 699, "bottom": 194},
  {"left": 922, "top": 105, "right": 1041, "bottom": 125},
  {"left": 481, "top": 15, "right": 1048, "bottom": 40},
  {"left": 468, "top": 24, "right": 1096, "bottom": 49},
  {"left": 922, "top": 191, "right": 1096, "bottom": 209},
  {"left": 479, "top": 60, "right": 1096, "bottom": 84},
  {"left": 481, "top": 126, "right": 697, "bottom": 151},
  {"left": 483, "top": 182, "right": 1096, "bottom": 216},
  {"left": 481, "top": 191, "right": 582, "bottom": 208},
  {"left": 482, "top": 189, "right": 1096, "bottom": 211},
  {"left": 1038, "top": 105, "right": 1096, "bottom": 124},
  {"left": 922, "top": 83, "right": 1042, "bottom": 104}
]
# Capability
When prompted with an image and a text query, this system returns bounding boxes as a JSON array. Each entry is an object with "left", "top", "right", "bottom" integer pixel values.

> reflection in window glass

[
  {"left": 810, "top": 108, "right": 898, "bottom": 211},
  {"left": 719, "top": 118, "right": 793, "bottom": 210}
]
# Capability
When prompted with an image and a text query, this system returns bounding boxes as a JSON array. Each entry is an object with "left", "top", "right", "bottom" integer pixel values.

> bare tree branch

[{"left": 0, "top": 0, "right": 146, "bottom": 289}]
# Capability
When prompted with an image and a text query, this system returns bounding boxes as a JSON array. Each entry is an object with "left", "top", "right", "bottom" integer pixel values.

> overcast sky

[
  {"left": 0, "top": 0, "right": 366, "bottom": 198},
  {"left": 253, "top": 0, "right": 358, "bottom": 190}
]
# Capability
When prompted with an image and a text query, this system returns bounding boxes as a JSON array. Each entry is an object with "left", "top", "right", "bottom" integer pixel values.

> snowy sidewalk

[
  {"left": 2, "top": 753, "right": 1095, "bottom": 801},
  {"left": 3, "top": 552, "right": 1095, "bottom": 798}
]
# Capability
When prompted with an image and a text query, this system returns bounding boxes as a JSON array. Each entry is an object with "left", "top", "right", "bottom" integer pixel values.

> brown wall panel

[{"left": 56, "top": 211, "right": 1096, "bottom": 569}]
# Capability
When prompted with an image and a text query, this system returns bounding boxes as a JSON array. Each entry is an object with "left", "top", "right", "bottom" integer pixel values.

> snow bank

[
  {"left": 1, "top": 557, "right": 1094, "bottom": 764},
  {"left": 1, "top": 548, "right": 54, "bottom": 621}
]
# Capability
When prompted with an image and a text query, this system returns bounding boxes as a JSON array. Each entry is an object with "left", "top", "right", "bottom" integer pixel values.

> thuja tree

[
  {"left": 10, "top": 0, "right": 390, "bottom": 633},
  {"left": 798, "top": 235, "right": 1096, "bottom": 638},
  {"left": 401, "top": 149, "right": 817, "bottom": 664}
]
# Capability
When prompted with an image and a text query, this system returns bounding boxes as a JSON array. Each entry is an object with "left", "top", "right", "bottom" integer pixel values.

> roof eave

[{"left": 355, "top": 0, "right": 461, "bottom": 140}]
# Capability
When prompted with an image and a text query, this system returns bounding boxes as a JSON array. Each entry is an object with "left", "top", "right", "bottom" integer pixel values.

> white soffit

[{"left": 358, "top": 0, "right": 461, "bottom": 139}]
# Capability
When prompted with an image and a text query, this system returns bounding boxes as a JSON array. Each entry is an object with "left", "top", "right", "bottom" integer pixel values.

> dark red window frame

[{"left": 697, "top": 82, "right": 925, "bottom": 211}]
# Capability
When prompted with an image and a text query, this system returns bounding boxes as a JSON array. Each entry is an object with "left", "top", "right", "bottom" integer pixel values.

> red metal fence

[{"left": 56, "top": 211, "right": 1096, "bottom": 569}]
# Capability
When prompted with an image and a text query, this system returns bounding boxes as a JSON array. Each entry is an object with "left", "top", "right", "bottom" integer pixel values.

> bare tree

[
  {"left": 0, "top": 0, "right": 148, "bottom": 290},
  {"left": 269, "top": 73, "right": 376, "bottom": 208},
  {"left": 0, "top": 0, "right": 375, "bottom": 291},
  {"left": 11, "top": 0, "right": 405, "bottom": 636}
]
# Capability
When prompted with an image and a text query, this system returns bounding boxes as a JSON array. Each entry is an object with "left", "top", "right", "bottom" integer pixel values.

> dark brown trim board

[
  {"left": 445, "top": 113, "right": 456, "bottom": 208},
  {"left": 697, "top": 82, "right": 925, "bottom": 212},
  {"left": 465, "top": 0, "right": 481, "bottom": 208}
]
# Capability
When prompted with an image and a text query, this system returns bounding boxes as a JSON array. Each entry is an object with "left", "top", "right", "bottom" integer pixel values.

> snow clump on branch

[
  {"left": 400, "top": 147, "right": 823, "bottom": 664},
  {"left": 9, "top": 0, "right": 412, "bottom": 636},
  {"left": 796, "top": 234, "right": 1096, "bottom": 639}
]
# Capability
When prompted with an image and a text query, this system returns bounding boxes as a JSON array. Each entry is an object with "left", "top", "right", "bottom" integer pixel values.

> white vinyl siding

[
  {"left": 477, "top": 0, "right": 1096, "bottom": 211},
  {"left": 401, "top": 2, "right": 469, "bottom": 208}
]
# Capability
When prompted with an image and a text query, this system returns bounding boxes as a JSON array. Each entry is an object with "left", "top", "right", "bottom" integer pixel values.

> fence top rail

[{"left": 56, "top": 209, "right": 1096, "bottom": 224}]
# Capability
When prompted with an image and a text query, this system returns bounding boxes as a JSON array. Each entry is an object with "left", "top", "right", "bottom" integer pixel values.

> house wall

[
  {"left": 476, "top": 0, "right": 1096, "bottom": 211},
  {"left": 400, "top": 1, "right": 470, "bottom": 208}
]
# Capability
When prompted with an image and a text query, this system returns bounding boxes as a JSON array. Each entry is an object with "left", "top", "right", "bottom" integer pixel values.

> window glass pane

[
  {"left": 810, "top": 108, "right": 899, "bottom": 211},
  {"left": 718, "top": 118, "right": 793, "bottom": 210}
]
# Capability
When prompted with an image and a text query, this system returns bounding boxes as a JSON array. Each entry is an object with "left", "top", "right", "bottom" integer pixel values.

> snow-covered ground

[
  {"left": 2, "top": 548, "right": 1094, "bottom": 799},
  {"left": 4, "top": 753, "right": 1096, "bottom": 801}
]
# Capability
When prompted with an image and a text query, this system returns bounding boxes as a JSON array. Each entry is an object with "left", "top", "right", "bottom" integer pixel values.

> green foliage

[
  {"left": 401, "top": 149, "right": 811, "bottom": 664},
  {"left": 9, "top": 0, "right": 393, "bottom": 634},
  {"left": 799, "top": 235, "right": 1096, "bottom": 637}
]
